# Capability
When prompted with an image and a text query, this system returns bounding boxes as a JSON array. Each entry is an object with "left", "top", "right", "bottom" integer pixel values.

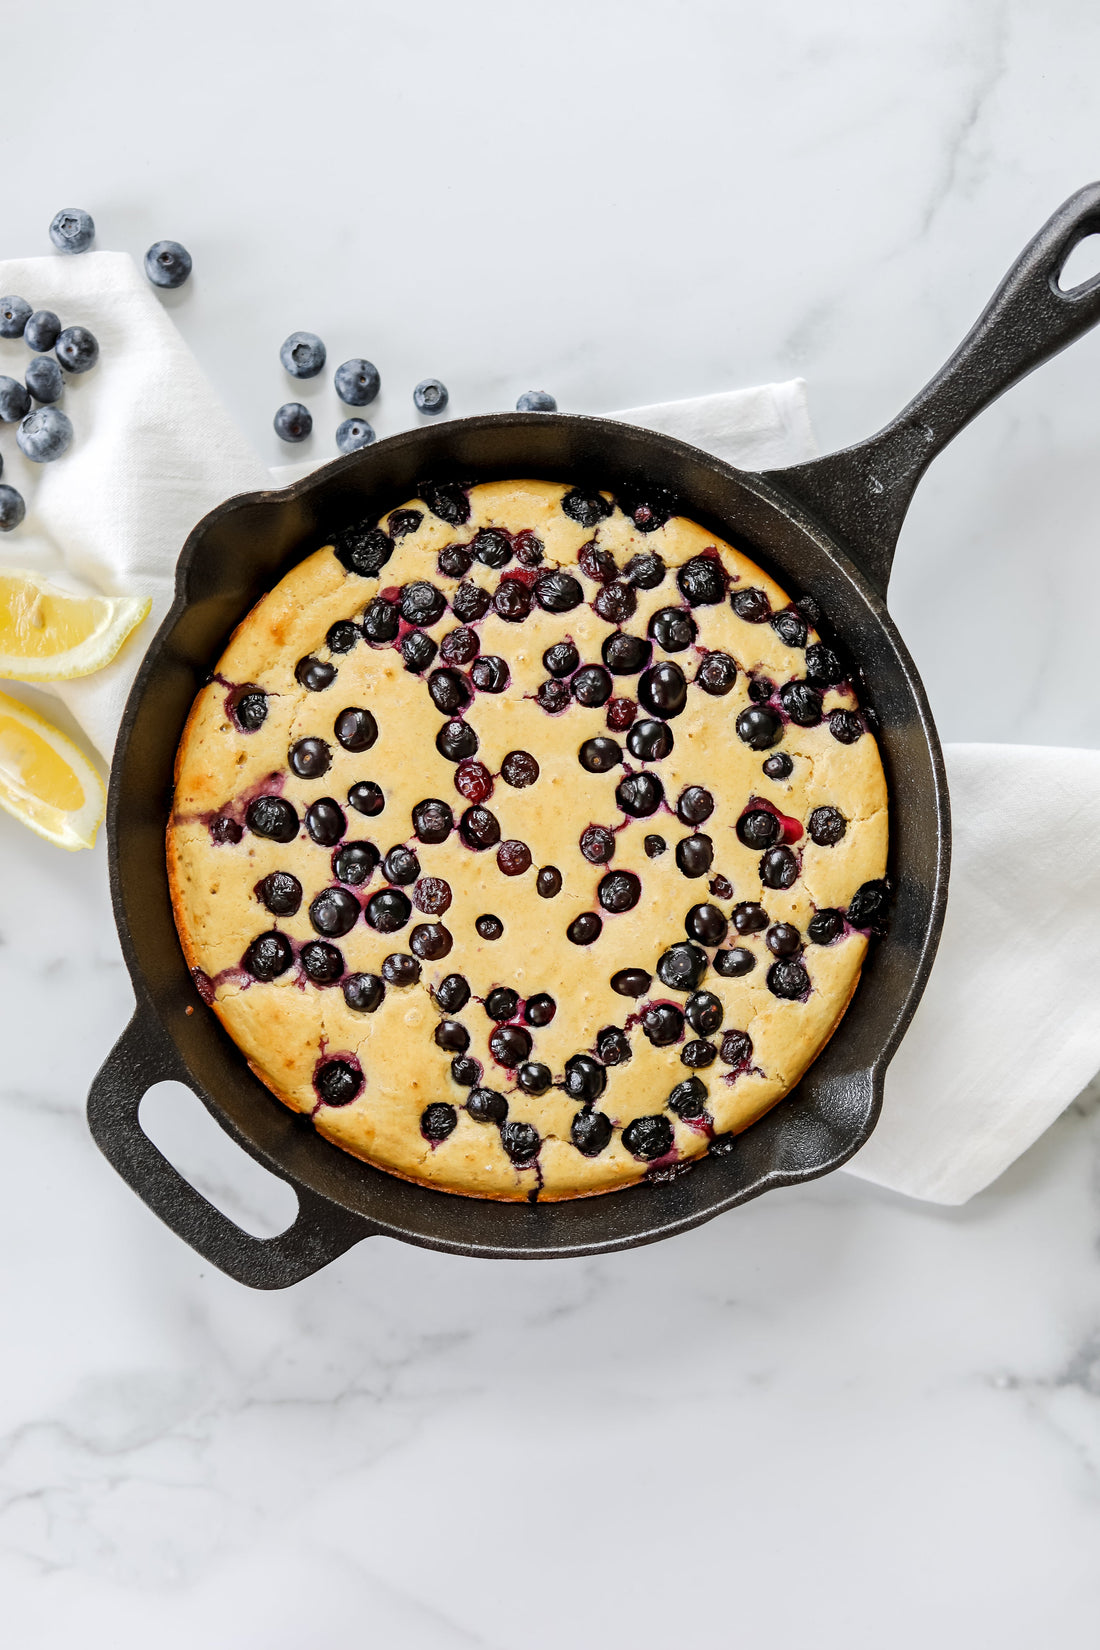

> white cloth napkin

[{"left": 2, "top": 250, "right": 1098, "bottom": 1205}]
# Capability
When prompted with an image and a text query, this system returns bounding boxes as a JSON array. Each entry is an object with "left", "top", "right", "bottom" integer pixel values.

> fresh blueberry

[
  {"left": 49, "top": 208, "right": 95, "bottom": 253},
  {"left": 500, "top": 1121, "right": 541, "bottom": 1163},
  {"left": 336, "top": 524, "right": 393, "bottom": 579},
  {"left": 144, "top": 240, "right": 192, "bottom": 288},
  {"left": 335, "top": 358, "right": 380, "bottom": 406},
  {"left": 243, "top": 931, "right": 294, "bottom": 981},
  {"left": 668, "top": 1076, "right": 708, "bottom": 1119},
  {"left": 685, "top": 990, "right": 723, "bottom": 1036},
  {"left": 571, "top": 1110, "right": 613, "bottom": 1156},
  {"left": 476, "top": 913, "right": 504, "bottom": 940},
  {"left": 611, "top": 967, "right": 652, "bottom": 997},
  {"left": 809, "top": 805, "right": 847, "bottom": 846},
  {"left": 598, "top": 870, "right": 641, "bottom": 912},
  {"left": 567, "top": 912, "right": 603, "bottom": 945},
  {"left": 348, "top": 781, "right": 386, "bottom": 816},
  {"left": 55, "top": 326, "right": 99, "bottom": 373},
  {"left": 622, "top": 1115, "right": 674, "bottom": 1161},
  {"left": 656, "top": 942, "right": 708, "bottom": 993},
  {"left": 0, "top": 378, "right": 31, "bottom": 422},
  {"left": 675, "top": 834, "right": 713, "bottom": 878},
  {"left": 713, "top": 947, "right": 756, "bottom": 977},
  {"left": 536, "top": 866, "right": 562, "bottom": 898},
  {"left": 414, "top": 378, "right": 449, "bottom": 415},
  {"left": 563, "top": 1054, "right": 606, "bottom": 1102},
  {"left": 17, "top": 407, "right": 72, "bottom": 464},
  {"left": 343, "top": 972, "right": 385, "bottom": 1013},
  {"left": 280, "top": 331, "right": 326, "bottom": 378},
  {"left": 24, "top": 357, "right": 63, "bottom": 404},
  {"left": 685, "top": 904, "right": 728, "bottom": 946},
  {"left": 637, "top": 660, "right": 687, "bottom": 719},
  {"left": 336, "top": 418, "right": 375, "bottom": 454},
  {"left": 808, "top": 909, "right": 845, "bottom": 945},
  {"left": 695, "top": 651, "right": 737, "bottom": 695},
  {"left": 0, "top": 296, "right": 31, "bottom": 338},
  {"left": 736, "top": 706, "right": 783, "bottom": 750},
  {"left": 274, "top": 402, "right": 312, "bottom": 442},
  {"left": 767, "top": 960, "right": 810, "bottom": 999},
  {"left": 23, "top": 310, "right": 60, "bottom": 352},
  {"left": 516, "top": 389, "right": 557, "bottom": 411},
  {"left": 467, "top": 1086, "right": 509, "bottom": 1121}
]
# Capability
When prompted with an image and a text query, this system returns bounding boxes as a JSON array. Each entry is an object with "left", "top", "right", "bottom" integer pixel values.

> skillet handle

[
  {"left": 767, "top": 181, "right": 1100, "bottom": 597},
  {"left": 87, "top": 1009, "right": 372, "bottom": 1289}
]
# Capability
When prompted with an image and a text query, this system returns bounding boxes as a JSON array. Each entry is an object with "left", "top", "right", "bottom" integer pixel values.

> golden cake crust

[{"left": 168, "top": 480, "right": 888, "bottom": 1201}]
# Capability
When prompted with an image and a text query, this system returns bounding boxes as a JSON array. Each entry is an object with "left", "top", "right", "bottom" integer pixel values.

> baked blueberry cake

[{"left": 168, "top": 480, "right": 888, "bottom": 1201}]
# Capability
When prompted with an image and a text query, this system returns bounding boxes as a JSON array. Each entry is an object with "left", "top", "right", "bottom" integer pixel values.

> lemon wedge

[
  {"left": 0, "top": 568, "right": 151, "bottom": 681},
  {"left": 0, "top": 690, "right": 106, "bottom": 850}
]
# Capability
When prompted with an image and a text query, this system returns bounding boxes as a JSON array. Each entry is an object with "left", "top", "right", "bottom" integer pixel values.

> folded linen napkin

[{"left": 2, "top": 250, "right": 1097, "bottom": 1205}]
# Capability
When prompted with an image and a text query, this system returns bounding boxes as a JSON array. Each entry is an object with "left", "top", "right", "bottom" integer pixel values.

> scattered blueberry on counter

[
  {"left": 0, "top": 296, "right": 32, "bottom": 339},
  {"left": 0, "top": 484, "right": 25, "bottom": 531},
  {"left": 273, "top": 402, "right": 312, "bottom": 442},
  {"left": 414, "top": 378, "right": 448, "bottom": 415},
  {"left": 24, "top": 310, "right": 61, "bottom": 352},
  {"left": 336, "top": 417, "right": 375, "bottom": 453},
  {"left": 0, "top": 377, "right": 32, "bottom": 422},
  {"left": 144, "top": 240, "right": 192, "bottom": 289},
  {"left": 55, "top": 325, "right": 99, "bottom": 374},
  {"left": 516, "top": 389, "right": 557, "bottom": 411},
  {"left": 25, "top": 356, "right": 63, "bottom": 404},
  {"left": 280, "top": 331, "right": 326, "bottom": 378},
  {"left": 335, "top": 358, "right": 380, "bottom": 406},
  {"left": 17, "top": 406, "right": 73, "bottom": 463},
  {"left": 49, "top": 208, "right": 95, "bottom": 254}
]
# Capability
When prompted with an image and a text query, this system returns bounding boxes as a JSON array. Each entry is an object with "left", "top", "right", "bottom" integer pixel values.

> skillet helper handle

[
  {"left": 87, "top": 1010, "right": 372, "bottom": 1288},
  {"left": 769, "top": 181, "right": 1100, "bottom": 597}
]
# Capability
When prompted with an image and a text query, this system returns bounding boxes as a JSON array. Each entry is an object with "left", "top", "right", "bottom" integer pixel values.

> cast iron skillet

[{"left": 88, "top": 186, "right": 1100, "bottom": 1287}]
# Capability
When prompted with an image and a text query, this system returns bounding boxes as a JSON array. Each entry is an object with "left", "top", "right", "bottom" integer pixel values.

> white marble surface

[{"left": 3, "top": 1, "right": 1100, "bottom": 1643}]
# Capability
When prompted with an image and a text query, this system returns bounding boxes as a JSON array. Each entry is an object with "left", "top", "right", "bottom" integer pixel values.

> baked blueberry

[
  {"left": 452, "top": 581, "right": 492, "bottom": 622},
  {"left": 470, "top": 655, "right": 509, "bottom": 693},
  {"left": 316, "top": 1060, "right": 362, "bottom": 1106},
  {"left": 644, "top": 834, "right": 667, "bottom": 858},
  {"left": 244, "top": 931, "right": 294, "bottom": 981},
  {"left": 300, "top": 940, "right": 344, "bottom": 983},
  {"left": 601, "top": 631, "right": 651, "bottom": 675},
  {"left": 596, "top": 1026, "right": 631, "bottom": 1064},
  {"left": 437, "top": 719, "right": 478, "bottom": 762},
  {"left": 365, "top": 887, "right": 411, "bottom": 932},
  {"left": 455, "top": 760, "right": 493, "bottom": 803},
  {"left": 476, "top": 914, "right": 504, "bottom": 940},
  {"left": 537, "top": 866, "right": 563, "bottom": 898},
  {"left": 452, "top": 1056, "right": 482, "bottom": 1087},
  {"left": 709, "top": 874, "right": 734, "bottom": 900},
  {"left": 348, "top": 781, "right": 385, "bottom": 817},
  {"left": 623, "top": 1115, "right": 674, "bottom": 1161},
  {"left": 211, "top": 815, "right": 242, "bottom": 845},
  {"left": 763, "top": 752, "right": 794, "bottom": 780},
  {"left": 494, "top": 579, "right": 532, "bottom": 622},
  {"left": 771, "top": 609, "right": 808, "bottom": 648},
  {"left": 434, "top": 1019, "right": 470, "bottom": 1053},
  {"left": 618, "top": 485, "right": 676, "bottom": 533},
  {"left": 468, "top": 1087, "right": 509, "bottom": 1121},
  {"left": 829, "top": 710, "right": 864, "bottom": 744},
  {"left": 571, "top": 1110, "right": 613, "bottom": 1156},
  {"left": 809, "top": 806, "right": 847, "bottom": 846},
  {"left": 579, "top": 736, "right": 622, "bottom": 773},
  {"left": 616, "top": 771, "right": 664, "bottom": 817},
  {"left": 669, "top": 1076, "right": 708, "bottom": 1119},
  {"left": 383, "top": 845, "right": 420, "bottom": 884},
  {"left": 289, "top": 737, "right": 331, "bottom": 779},
  {"left": 280, "top": 331, "right": 326, "bottom": 378},
  {"left": 677, "top": 554, "right": 726, "bottom": 606},
  {"left": 466, "top": 529, "right": 509, "bottom": 570},
  {"left": 686, "top": 990, "right": 723, "bottom": 1037},
  {"left": 309, "top": 887, "right": 360, "bottom": 937},
  {"left": 514, "top": 530, "right": 544, "bottom": 566},
  {"left": 400, "top": 581, "right": 447, "bottom": 628},
  {"left": 571, "top": 664, "right": 613, "bottom": 707},
  {"left": 685, "top": 904, "right": 728, "bottom": 946},
  {"left": 326, "top": 621, "right": 360, "bottom": 654},
  {"left": 334, "top": 707, "right": 378, "bottom": 753},
  {"left": 779, "top": 680, "right": 823, "bottom": 727},
  {"left": 627, "top": 719, "right": 674, "bottom": 762},
  {"left": 731, "top": 587, "right": 771, "bottom": 623},
  {"left": 675, "top": 834, "right": 713, "bottom": 878},
  {"left": 257, "top": 870, "right": 303, "bottom": 915},
  {"left": 846, "top": 879, "right": 890, "bottom": 934},
  {"left": 296, "top": 655, "right": 336, "bottom": 692},
  {"left": 55, "top": 326, "right": 99, "bottom": 373},
  {"left": 419, "top": 481, "right": 471, "bottom": 525},
  {"left": 438, "top": 543, "right": 474, "bottom": 579},
  {"left": 695, "top": 651, "right": 737, "bottom": 695},
  {"left": 246, "top": 796, "right": 299, "bottom": 842},
  {"left": 500, "top": 750, "right": 539, "bottom": 787},
  {"left": 647, "top": 607, "right": 697, "bottom": 652},
  {"left": 624, "top": 551, "right": 666, "bottom": 588},
  {"left": 412, "top": 798, "right": 454, "bottom": 842},
  {"left": 490, "top": 1024, "right": 532, "bottom": 1067},
  {"left": 607, "top": 696, "right": 637, "bottom": 729},
  {"left": 808, "top": 909, "right": 844, "bottom": 945},
  {"left": 641, "top": 1001, "right": 685, "bottom": 1046},
  {"left": 760, "top": 845, "right": 799, "bottom": 889},
  {"left": 767, "top": 960, "right": 810, "bottom": 999},
  {"left": 332, "top": 842, "right": 378, "bottom": 885},
  {"left": 732, "top": 902, "right": 768, "bottom": 935},
  {"left": 500, "top": 1121, "right": 541, "bottom": 1163},
  {"left": 736, "top": 706, "right": 783, "bottom": 750},
  {"left": 611, "top": 967, "right": 652, "bottom": 997},
  {"left": 656, "top": 942, "right": 707, "bottom": 993},
  {"left": 413, "top": 875, "right": 452, "bottom": 914},
  {"left": 536, "top": 570, "right": 584, "bottom": 612},
  {"left": 497, "top": 840, "right": 531, "bottom": 878},
  {"left": 594, "top": 582, "right": 637, "bottom": 624},
  {"left": 677, "top": 786, "right": 714, "bottom": 825},
  {"left": 484, "top": 986, "right": 519, "bottom": 1022},
  {"left": 382, "top": 952, "right": 421, "bottom": 987},
  {"left": 567, "top": 912, "right": 602, "bottom": 945},
  {"left": 638, "top": 660, "right": 687, "bottom": 719},
  {"left": 337, "top": 526, "right": 394, "bottom": 580},
  {"left": 305, "top": 798, "right": 346, "bottom": 846},
  {"left": 440, "top": 626, "right": 480, "bottom": 666},
  {"left": 460, "top": 805, "right": 500, "bottom": 850},
  {"left": 748, "top": 677, "right": 774, "bottom": 705},
  {"left": 713, "top": 947, "right": 756, "bottom": 977},
  {"left": 428, "top": 668, "right": 472, "bottom": 716},
  {"left": 516, "top": 389, "right": 557, "bottom": 412},
  {"left": 766, "top": 923, "right": 802, "bottom": 957},
  {"left": 414, "top": 378, "right": 449, "bottom": 415},
  {"left": 578, "top": 540, "right": 618, "bottom": 584},
  {"left": 361, "top": 596, "right": 400, "bottom": 642},
  {"left": 525, "top": 992, "right": 556, "bottom": 1026},
  {"left": 24, "top": 309, "right": 61, "bottom": 352},
  {"left": 421, "top": 1102, "right": 458, "bottom": 1141},
  {"left": 334, "top": 359, "right": 381, "bottom": 406},
  {"left": 737, "top": 809, "right": 781, "bottom": 849},
  {"left": 517, "top": 1063, "right": 553, "bottom": 1095},
  {"left": 598, "top": 870, "right": 641, "bottom": 912},
  {"left": 805, "top": 642, "right": 845, "bottom": 687},
  {"left": 681, "top": 1040, "right": 717, "bottom": 1068},
  {"left": 537, "top": 678, "right": 570, "bottom": 713},
  {"left": 544, "top": 640, "right": 580, "bottom": 678},
  {"left": 561, "top": 488, "right": 612, "bottom": 527},
  {"left": 720, "top": 1029, "right": 753, "bottom": 1066},
  {"left": 580, "top": 825, "right": 616, "bottom": 863},
  {"left": 402, "top": 631, "right": 438, "bottom": 673},
  {"left": 343, "top": 973, "right": 384, "bottom": 1013},
  {"left": 436, "top": 973, "right": 471, "bottom": 1013},
  {"left": 563, "top": 1054, "right": 606, "bottom": 1102}
]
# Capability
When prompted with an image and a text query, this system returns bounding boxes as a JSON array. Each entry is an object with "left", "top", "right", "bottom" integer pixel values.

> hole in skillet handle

[{"left": 1056, "top": 230, "right": 1100, "bottom": 294}]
